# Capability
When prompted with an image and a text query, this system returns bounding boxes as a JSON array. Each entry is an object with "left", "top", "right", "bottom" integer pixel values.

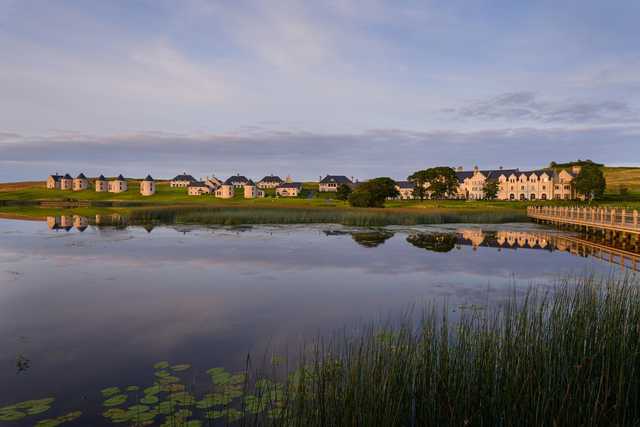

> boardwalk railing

[{"left": 528, "top": 206, "right": 640, "bottom": 235}]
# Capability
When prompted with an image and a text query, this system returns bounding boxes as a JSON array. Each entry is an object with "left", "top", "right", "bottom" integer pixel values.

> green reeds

[
  {"left": 257, "top": 274, "right": 640, "bottom": 426},
  {"left": 129, "top": 206, "right": 527, "bottom": 226}
]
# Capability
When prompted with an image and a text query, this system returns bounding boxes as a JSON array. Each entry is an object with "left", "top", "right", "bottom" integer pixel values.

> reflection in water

[
  {"left": 350, "top": 231, "right": 394, "bottom": 248},
  {"left": 406, "top": 233, "right": 458, "bottom": 252},
  {"left": 452, "top": 228, "right": 640, "bottom": 272}
]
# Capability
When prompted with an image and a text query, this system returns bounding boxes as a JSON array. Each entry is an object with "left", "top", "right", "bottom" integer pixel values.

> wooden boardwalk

[{"left": 528, "top": 206, "right": 640, "bottom": 236}]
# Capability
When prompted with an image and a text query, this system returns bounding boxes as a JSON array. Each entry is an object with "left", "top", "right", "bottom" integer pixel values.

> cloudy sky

[{"left": 1, "top": 0, "right": 639, "bottom": 181}]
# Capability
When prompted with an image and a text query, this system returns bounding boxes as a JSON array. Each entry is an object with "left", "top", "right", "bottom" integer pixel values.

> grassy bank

[{"left": 4, "top": 274, "right": 640, "bottom": 426}]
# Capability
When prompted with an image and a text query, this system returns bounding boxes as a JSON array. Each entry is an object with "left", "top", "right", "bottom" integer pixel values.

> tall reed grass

[
  {"left": 246, "top": 274, "right": 640, "bottom": 426},
  {"left": 129, "top": 206, "right": 527, "bottom": 226}
]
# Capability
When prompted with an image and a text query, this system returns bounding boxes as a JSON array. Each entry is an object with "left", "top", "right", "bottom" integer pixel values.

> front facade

[
  {"left": 257, "top": 175, "right": 283, "bottom": 189},
  {"left": 215, "top": 184, "right": 235, "bottom": 198},
  {"left": 319, "top": 175, "right": 353, "bottom": 192},
  {"left": 225, "top": 175, "right": 251, "bottom": 188},
  {"left": 47, "top": 174, "right": 62, "bottom": 189},
  {"left": 170, "top": 173, "right": 197, "bottom": 188},
  {"left": 95, "top": 175, "right": 108, "bottom": 192},
  {"left": 276, "top": 182, "right": 302, "bottom": 197},
  {"left": 109, "top": 175, "right": 128, "bottom": 193},
  {"left": 60, "top": 174, "right": 73, "bottom": 190},
  {"left": 73, "top": 173, "right": 89, "bottom": 191},
  {"left": 454, "top": 166, "right": 581, "bottom": 201},
  {"left": 188, "top": 181, "right": 212, "bottom": 196},
  {"left": 243, "top": 182, "right": 265, "bottom": 198},
  {"left": 395, "top": 181, "right": 415, "bottom": 200},
  {"left": 140, "top": 175, "right": 156, "bottom": 196}
]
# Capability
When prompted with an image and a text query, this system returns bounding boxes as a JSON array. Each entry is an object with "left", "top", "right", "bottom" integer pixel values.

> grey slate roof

[
  {"left": 116, "top": 174, "right": 125, "bottom": 180},
  {"left": 224, "top": 175, "right": 250, "bottom": 185},
  {"left": 76, "top": 173, "right": 87, "bottom": 179},
  {"left": 96, "top": 175, "right": 106, "bottom": 181},
  {"left": 456, "top": 169, "right": 520, "bottom": 181},
  {"left": 395, "top": 180, "right": 415, "bottom": 189},
  {"left": 320, "top": 175, "right": 352, "bottom": 184},
  {"left": 259, "top": 175, "right": 283, "bottom": 183},
  {"left": 63, "top": 174, "right": 73, "bottom": 179},
  {"left": 143, "top": 175, "right": 154, "bottom": 181},
  {"left": 278, "top": 182, "right": 302, "bottom": 189},
  {"left": 49, "top": 174, "right": 62, "bottom": 181},
  {"left": 188, "top": 181, "right": 208, "bottom": 187},
  {"left": 172, "top": 174, "right": 196, "bottom": 182}
]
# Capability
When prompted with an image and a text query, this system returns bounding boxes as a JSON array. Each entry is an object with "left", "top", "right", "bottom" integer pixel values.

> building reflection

[
  {"left": 455, "top": 228, "right": 640, "bottom": 272},
  {"left": 46, "top": 214, "right": 131, "bottom": 232}
]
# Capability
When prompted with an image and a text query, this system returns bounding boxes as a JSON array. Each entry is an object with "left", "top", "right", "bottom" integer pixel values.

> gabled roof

[
  {"left": 49, "top": 174, "right": 62, "bottom": 181},
  {"left": 278, "top": 182, "right": 302, "bottom": 189},
  {"left": 172, "top": 174, "right": 196, "bottom": 182},
  {"left": 143, "top": 175, "right": 154, "bottom": 181},
  {"left": 456, "top": 169, "right": 519, "bottom": 181},
  {"left": 76, "top": 173, "right": 87, "bottom": 179},
  {"left": 320, "top": 175, "right": 352, "bottom": 184},
  {"left": 96, "top": 175, "right": 106, "bottom": 181},
  {"left": 395, "top": 181, "right": 415, "bottom": 189},
  {"left": 115, "top": 174, "right": 125, "bottom": 181},
  {"left": 188, "top": 181, "right": 208, "bottom": 187},
  {"left": 244, "top": 179, "right": 256, "bottom": 186},
  {"left": 63, "top": 174, "right": 73, "bottom": 179},
  {"left": 259, "top": 175, "right": 283, "bottom": 183},
  {"left": 224, "top": 175, "right": 250, "bottom": 184}
]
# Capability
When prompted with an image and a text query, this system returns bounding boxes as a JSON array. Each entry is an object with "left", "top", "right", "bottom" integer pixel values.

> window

[
  {"left": 530, "top": 194, "right": 536, "bottom": 200},
  {"left": 541, "top": 194, "right": 547, "bottom": 200},
  {"left": 510, "top": 194, "right": 515, "bottom": 200},
  {"left": 519, "top": 194, "right": 525, "bottom": 200}
]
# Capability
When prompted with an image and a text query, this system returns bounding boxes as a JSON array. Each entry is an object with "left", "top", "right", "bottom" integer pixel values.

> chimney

[{"left": 351, "top": 176, "right": 354, "bottom": 183}]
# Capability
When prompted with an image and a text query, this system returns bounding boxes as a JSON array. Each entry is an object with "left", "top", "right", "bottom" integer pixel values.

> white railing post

[
  {"left": 622, "top": 209, "right": 626, "bottom": 226},
  {"left": 634, "top": 210, "right": 638, "bottom": 228},
  {"left": 611, "top": 208, "right": 616, "bottom": 225}
]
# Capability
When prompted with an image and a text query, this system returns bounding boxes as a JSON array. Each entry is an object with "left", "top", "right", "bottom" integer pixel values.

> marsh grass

[
  {"left": 129, "top": 206, "right": 528, "bottom": 226},
  {"left": 252, "top": 274, "right": 640, "bottom": 426}
]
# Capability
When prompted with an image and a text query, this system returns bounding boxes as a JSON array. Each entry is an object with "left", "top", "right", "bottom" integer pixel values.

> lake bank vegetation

[{"left": 3, "top": 273, "right": 640, "bottom": 426}]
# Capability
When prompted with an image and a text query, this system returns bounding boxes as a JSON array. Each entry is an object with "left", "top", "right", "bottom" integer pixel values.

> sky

[{"left": 1, "top": 0, "right": 639, "bottom": 181}]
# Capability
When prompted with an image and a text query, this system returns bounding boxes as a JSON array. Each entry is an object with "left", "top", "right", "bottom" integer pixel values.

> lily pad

[
  {"left": 153, "top": 361, "right": 170, "bottom": 369},
  {"left": 185, "top": 421, "right": 202, "bottom": 427},
  {"left": 27, "top": 405, "right": 51, "bottom": 415},
  {"left": 126, "top": 385, "right": 140, "bottom": 392},
  {"left": 171, "top": 363, "right": 191, "bottom": 372},
  {"left": 103, "top": 394, "right": 128, "bottom": 407},
  {"left": 155, "top": 370, "right": 171, "bottom": 378},
  {"left": 161, "top": 383, "right": 185, "bottom": 392},
  {"left": 126, "top": 404, "right": 149, "bottom": 413},
  {"left": 0, "top": 411, "right": 26, "bottom": 421},
  {"left": 143, "top": 385, "right": 161, "bottom": 395},
  {"left": 140, "top": 395, "right": 159, "bottom": 405},
  {"left": 101, "top": 386, "right": 121, "bottom": 397}
]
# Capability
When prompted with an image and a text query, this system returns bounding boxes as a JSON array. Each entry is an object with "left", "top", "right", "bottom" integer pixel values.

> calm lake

[{"left": 0, "top": 217, "right": 637, "bottom": 425}]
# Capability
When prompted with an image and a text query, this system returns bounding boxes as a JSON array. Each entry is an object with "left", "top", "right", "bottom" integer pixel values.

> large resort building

[{"left": 455, "top": 166, "right": 581, "bottom": 201}]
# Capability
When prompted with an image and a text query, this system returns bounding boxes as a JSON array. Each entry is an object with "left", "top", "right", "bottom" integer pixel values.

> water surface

[{"left": 0, "top": 218, "right": 635, "bottom": 424}]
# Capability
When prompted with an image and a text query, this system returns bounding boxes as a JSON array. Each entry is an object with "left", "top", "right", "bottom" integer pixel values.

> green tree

[
  {"left": 335, "top": 184, "right": 352, "bottom": 201},
  {"left": 483, "top": 180, "right": 500, "bottom": 200},
  {"left": 574, "top": 165, "right": 606, "bottom": 200},
  {"left": 407, "top": 170, "right": 429, "bottom": 200},
  {"left": 348, "top": 177, "right": 399, "bottom": 208},
  {"left": 409, "top": 167, "right": 459, "bottom": 199}
]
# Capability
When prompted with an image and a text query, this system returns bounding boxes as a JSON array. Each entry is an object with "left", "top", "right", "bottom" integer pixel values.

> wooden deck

[{"left": 528, "top": 206, "right": 640, "bottom": 236}]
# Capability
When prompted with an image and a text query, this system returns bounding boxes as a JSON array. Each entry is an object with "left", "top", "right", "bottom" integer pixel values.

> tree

[
  {"left": 483, "top": 180, "right": 500, "bottom": 200},
  {"left": 406, "top": 233, "right": 457, "bottom": 253},
  {"left": 407, "top": 170, "right": 429, "bottom": 200},
  {"left": 574, "top": 165, "right": 606, "bottom": 200},
  {"left": 335, "top": 184, "right": 352, "bottom": 201},
  {"left": 409, "top": 167, "right": 459, "bottom": 199},
  {"left": 348, "top": 177, "right": 399, "bottom": 208}
]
